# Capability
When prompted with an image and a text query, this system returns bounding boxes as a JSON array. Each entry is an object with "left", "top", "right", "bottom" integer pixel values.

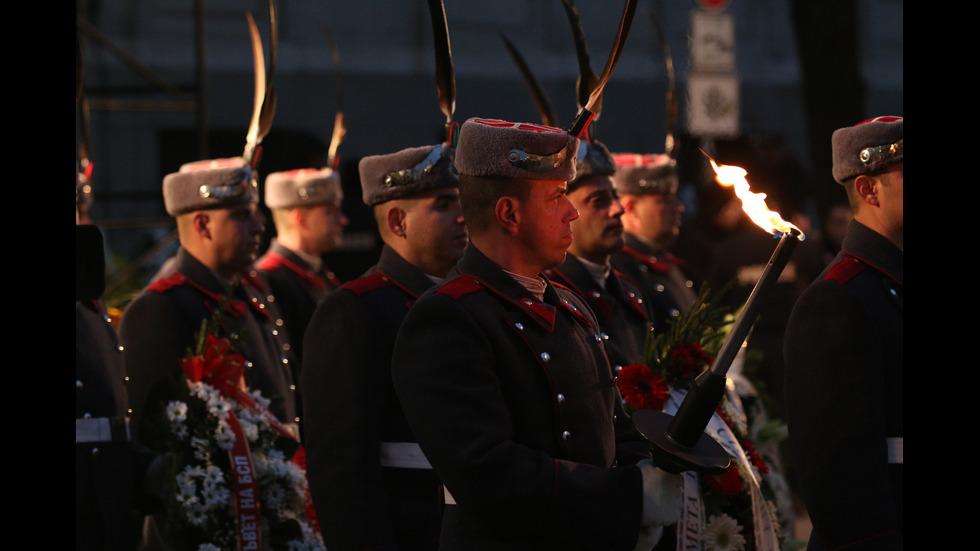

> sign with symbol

[
  {"left": 687, "top": 72, "right": 739, "bottom": 138},
  {"left": 691, "top": 10, "right": 735, "bottom": 72}
]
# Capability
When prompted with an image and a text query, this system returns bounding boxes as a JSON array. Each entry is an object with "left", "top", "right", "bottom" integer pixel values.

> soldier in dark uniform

[
  {"left": 783, "top": 116, "right": 903, "bottom": 550},
  {"left": 119, "top": 157, "right": 299, "bottom": 452},
  {"left": 302, "top": 142, "right": 465, "bottom": 551},
  {"left": 256, "top": 166, "right": 347, "bottom": 437},
  {"left": 391, "top": 118, "right": 683, "bottom": 551},
  {"left": 609, "top": 153, "right": 697, "bottom": 335},
  {"left": 543, "top": 139, "right": 653, "bottom": 371},
  {"left": 77, "top": 175, "right": 154, "bottom": 551}
]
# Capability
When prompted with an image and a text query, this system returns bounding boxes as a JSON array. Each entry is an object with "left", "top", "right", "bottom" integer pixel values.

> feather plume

[
  {"left": 322, "top": 26, "right": 346, "bottom": 170},
  {"left": 500, "top": 33, "right": 559, "bottom": 128},
  {"left": 243, "top": 0, "right": 278, "bottom": 168},
  {"left": 426, "top": 0, "right": 456, "bottom": 142}
]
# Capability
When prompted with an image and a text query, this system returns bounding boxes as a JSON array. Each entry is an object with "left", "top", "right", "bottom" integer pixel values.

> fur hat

[
  {"left": 162, "top": 157, "right": 258, "bottom": 216},
  {"left": 264, "top": 167, "right": 342, "bottom": 209},
  {"left": 568, "top": 140, "right": 617, "bottom": 193},
  {"left": 358, "top": 143, "right": 458, "bottom": 206},
  {"left": 454, "top": 117, "right": 578, "bottom": 182},
  {"left": 611, "top": 153, "right": 678, "bottom": 195},
  {"left": 831, "top": 116, "right": 903, "bottom": 184}
]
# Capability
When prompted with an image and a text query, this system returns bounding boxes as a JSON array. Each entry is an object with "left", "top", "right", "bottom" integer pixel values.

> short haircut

[{"left": 458, "top": 173, "right": 533, "bottom": 233}]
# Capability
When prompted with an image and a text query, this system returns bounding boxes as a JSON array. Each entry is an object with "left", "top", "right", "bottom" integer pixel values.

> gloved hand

[{"left": 637, "top": 458, "right": 684, "bottom": 527}]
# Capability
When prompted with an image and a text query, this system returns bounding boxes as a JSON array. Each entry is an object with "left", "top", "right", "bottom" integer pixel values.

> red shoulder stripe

[
  {"left": 147, "top": 271, "right": 187, "bottom": 293},
  {"left": 437, "top": 275, "right": 483, "bottom": 299},
  {"left": 824, "top": 256, "right": 865, "bottom": 284},
  {"left": 343, "top": 272, "right": 396, "bottom": 296}
]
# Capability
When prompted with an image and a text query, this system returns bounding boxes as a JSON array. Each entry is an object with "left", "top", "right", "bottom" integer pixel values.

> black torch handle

[
  {"left": 634, "top": 228, "right": 802, "bottom": 473},
  {"left": 666, "top": 229, "right": 801, "bottom": 447},
  {"left": 569, "top": 108, "right": 595, "bottom": 139}
]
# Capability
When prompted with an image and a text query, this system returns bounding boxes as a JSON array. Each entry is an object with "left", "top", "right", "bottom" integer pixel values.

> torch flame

[{"left": 708, "top": 157, "right": 805, "bottom": 240}]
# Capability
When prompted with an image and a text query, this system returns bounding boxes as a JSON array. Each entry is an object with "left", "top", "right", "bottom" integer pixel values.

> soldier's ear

[
  {"left": 494, "top": 196, "right": 520, "bottom": 235},
  {"left": 385, "top": 205, "right": 408, "bottom": 237},
  {"left": 853, "top": 174, "right": 879, "bottom": 207},
  {"left": 192, "top": 211, "right": 212, "bottom": 238}
]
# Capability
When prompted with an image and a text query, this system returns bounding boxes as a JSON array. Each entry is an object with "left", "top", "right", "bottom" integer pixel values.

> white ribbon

[{"left": 663, "top": 387, "right": 780, "bottom": 551}]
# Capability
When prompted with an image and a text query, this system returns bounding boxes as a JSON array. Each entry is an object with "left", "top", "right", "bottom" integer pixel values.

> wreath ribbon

[
  {"left": 663, "top": 388, "right": 780, "bottom": 551},
  {"left": 179, "top": 335, "right": 320, "bottom": 541}
]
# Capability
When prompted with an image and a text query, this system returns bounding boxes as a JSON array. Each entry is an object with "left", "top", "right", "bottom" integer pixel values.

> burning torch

[{"left": 633, "top": 155, "right": 806, "bottom": 474}]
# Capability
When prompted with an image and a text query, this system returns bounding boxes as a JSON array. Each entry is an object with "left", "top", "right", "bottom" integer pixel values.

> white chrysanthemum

[
  {"left": 249, "top": 389, "right": 271, "bottom": 408},
  {"left": 702, "top": 514, "right": 747, "bottom": 551},
  {"left": 240, "top": 418, "right": 260, "bottom": 442},
  {"left": 284, "top": 460, "right": 307, "bottom": 487},
  {"left": 214, "top": 419, "right": 236, "bottom": 450},
  {"left": 200, "top": 483, "right": 230, "bottom": 508},
  {"left": 204, "top": 465, "right": 224, "bottom": 483},
  {"left": 166, "top": 401, "right": 188, "bottom": 422},
  {"left": 190, "top": 436, "right": 213, "bottom": 462},
  {"left": 184, "top": 502, "right": 209, "bottom": 527},
  {"left": 263, "top": 482, "right": 286, "bottom": 509}
]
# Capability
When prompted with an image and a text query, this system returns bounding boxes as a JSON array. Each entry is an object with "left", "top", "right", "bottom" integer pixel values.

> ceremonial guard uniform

[
  {"left": 545, "top": 139, "right": 653, "bottom": 370},
  {"left": 305, "top": 246, "right": 444, "bottom": 551},
  {"left": 256, "top": 165, "right": 347, "bottom": 369},
  {"left": 784, "top": 116, "right": 903, "bottom": 550},
  {"left": 76, "top": 297, "right": 149, "bottom": 550},
  {"left": 256, "top": 166, "right": 347, "bottom": 439},
  {"left": 119, "top": 159, "right": 298, "bottom": 449},
  {"left": 395, "top": 245, "right": 645, "bottom": 551},
  {"left": 255, "top": 238, "right": 342, "bottom": 357},
  {"left": 392, "top": 119, "right": 680, "bottom": 551},
  {"left": 77, "top": 176, "right": 154, "bottom": 550},
  {"left": 303, "top": 143, "right": 464, "bottom": 551},
  {"left": 609, "top": 154, "right": 696, "bottom": 334},
  {"left": 613, "top": 234, "right": 694, "bottom": 324},
  {"left": 544, "top": 260, "right": 650, "bottom": 371}
]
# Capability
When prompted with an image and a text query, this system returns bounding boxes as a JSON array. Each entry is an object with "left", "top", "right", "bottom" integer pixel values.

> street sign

[
  {"left": 690, "top": 9, "right": 735, "bottom": 72},
  {"left": 686, "top": 72, "right": 739, "bottom": 137}
]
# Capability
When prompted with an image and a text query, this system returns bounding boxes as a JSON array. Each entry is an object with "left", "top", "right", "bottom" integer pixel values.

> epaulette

[
  {"left": 147, "top": 271, "right": 187, "bottom": 293},
  {"left": 824, "top": 256, "right": 865, "bottom": 284},
  {"left": 343, "top": 272, "right": 397, "bottom": 296},
  {"left": 437, "top": 275, "right": 483, "bottom": 299}
]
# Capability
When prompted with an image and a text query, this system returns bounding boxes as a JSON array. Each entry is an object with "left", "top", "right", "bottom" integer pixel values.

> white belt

[
  {"left": 76, "top": 416, "right": 131, "bottom": 443},
  {"left": 887, "top": 437, "right": 903, "bottom": 464},
  {"left": 380, "top": 442, "right": 433, "bottom": 470}
]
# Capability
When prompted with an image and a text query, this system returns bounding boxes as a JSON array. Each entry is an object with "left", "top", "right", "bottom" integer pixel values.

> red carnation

[
  {"left": 702, "top": 463, "right": 742, "bottom": 497},
  {"left": 617, "top": 363, "right": 670, "bottom": 412},
  {"left": 667, "top": 341, "right": 714, "bottom": 381},
  {"left": 743, "top": 439, "right": 770, "bottom": 475}
]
